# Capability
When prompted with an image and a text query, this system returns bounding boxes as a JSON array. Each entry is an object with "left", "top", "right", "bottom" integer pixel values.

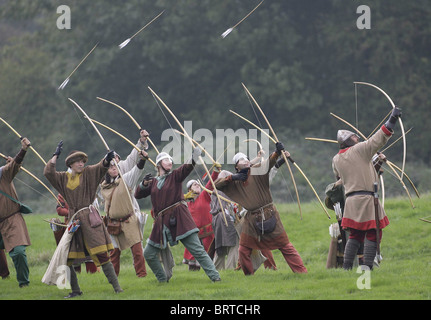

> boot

[{"left": 102, "top": 262, "right": 123, "bottom": 293}]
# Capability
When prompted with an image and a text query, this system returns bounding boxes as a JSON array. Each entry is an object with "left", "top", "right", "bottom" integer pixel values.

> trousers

[
  {"left": 238, "top": 243, "right": 307, "bottom": 275},
  {"left": 9, "top": 245, "right": 30, "bottom": 286},
  {"left": 144, "top": 232, "right": 220, "bottom": 282},
  {"left": 110, "top": 242, "right": 147, "bottom": 277}
]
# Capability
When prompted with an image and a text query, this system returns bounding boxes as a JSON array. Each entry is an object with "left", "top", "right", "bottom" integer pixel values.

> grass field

[{"left": 1, "top": 193, "right": 430, "bottom": 301}]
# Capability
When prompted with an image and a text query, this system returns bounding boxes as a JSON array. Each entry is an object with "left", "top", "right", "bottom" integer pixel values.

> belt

[
  {"left": 249, "top": 202, "right": 274, "bottom": 214},
  {"left": 346, "top": 191, "right": 374, "bottom": 198},
  {"left": 109, "top": 212, "right": 133, "bottom": 222},
  {"left": 156, "top": 200, "right": 187, "bottom": 218}
]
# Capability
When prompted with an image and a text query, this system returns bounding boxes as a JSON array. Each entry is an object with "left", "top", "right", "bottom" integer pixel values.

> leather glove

[
  {"left": 53, "top": 141, "right": 63, "bottom": 158},
  {"left": 385, "top": 106, "right": 402, "bottom": 131},
  {"left": 142, "top": 173, "right": 153, "bottom": 186},
  {"left": 275, "top": 142, "right": 285, "bottom": 155},
  {"left": 104, "top": 150, "right": 115, "bottom": 165}
]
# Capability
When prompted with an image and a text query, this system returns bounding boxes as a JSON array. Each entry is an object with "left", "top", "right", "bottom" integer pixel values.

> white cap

[
  {"left": 232, "top": 152, "right": 248, "bottom": 165},
  {"left": 186, "top": 179, "right": 198, "bottom": 189},
  {"left": 337, "top": 130, "right": 356, "bottom": 145},
  {"left": 156, "top": 152, "right": 173, "bottom": 166}
]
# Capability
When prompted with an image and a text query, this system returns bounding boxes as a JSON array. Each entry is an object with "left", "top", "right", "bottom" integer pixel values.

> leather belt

[{"left": 346, "top": 190, "right": 374, "bottom": 198}]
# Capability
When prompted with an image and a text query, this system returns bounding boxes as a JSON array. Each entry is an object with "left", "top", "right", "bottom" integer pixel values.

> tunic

[
  {"left": 214, "top": 152, "right": 289, "bottom": 250},
  {"left": 332, "top": 126, "right": 392, "bottom": 231},
  {"left": 100, "top": 165, "right": 144, "bottom": 251},
  {"left": 0, "top": 152, "right": 31, "bottom": 253},
  {"left": 44, "top": 159, "right": 113, "bottom": 262},
  {"left": 134, "top": 164, "right": 198, "bottom": 249},
  {"left": 210, "top": 189, "right": 239, "bottom": 253}
]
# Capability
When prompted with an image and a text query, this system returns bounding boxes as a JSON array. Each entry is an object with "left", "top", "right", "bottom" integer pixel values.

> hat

[
  {"left": 337, "top": 130, "right": 357, "bottom": 146},
  {"left": 156, "top": 152, "right": 173, "bottom": 166},
  {"left": 232, "top": 152, "right": 248, "bottom": 165},
  {"left": 186, "top": 179, "right": 198, "bottom": 189},
  {"left": 65, "top": 150, "right": 88, "bottom": 167}
]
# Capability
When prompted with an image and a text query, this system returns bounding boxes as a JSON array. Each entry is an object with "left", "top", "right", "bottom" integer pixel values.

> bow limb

[
  {"left": 353, "top": 82, "right": 406, "bottom": 181},
  {"left": 0, "top": 152, "right": 59, "bottom": 205},
  {"left": 386, "top": 160, "right": 420, "bottom": 198},
  {"left": 244, "top": 139, "right": 263, "bottom": 153},
  {"left": 148, "top": 87, "right": 229, "bottom": 227},
  {"left": 305, "top": 137, "right": 338, "bottom": 144},
  {"left": 0, "top": 117, "right": 47, "bottom": 165},
  {"left": 68, "top": 98, "right": 134, "bottom": 207},
  {"left": 90, "top": 119, "right": 157, "bottom": 167},
  {"left": 43, "top": 219, "right": 67, "bottom": 228},
  {"left": 96, "top": 97, "right": 160, "bottom": 154},
  {"left": 330, "top": 112, "right": 414, "bottom": 208},
  {"left": 198, "top": 182, "right": 237, "bottom": 205},
  {"left": 241, "top": 84, "right": 331, "bottom": 220}
]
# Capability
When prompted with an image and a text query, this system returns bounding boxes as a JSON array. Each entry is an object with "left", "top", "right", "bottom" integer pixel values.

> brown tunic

[
  {"left": 332, "top": 126, "right": 392, "bottom": 231},
  {"left": 134, "top": 163, "right": 198, "bottom": 249},
  {"left": 44, "top": 159, "right": 113, "bottom": 262},
  {"left": 0, "top": 151, "right": 31, "bottom": 252},
  {"left": 214, "top": 152, "right": 290, "bottom": 250}
]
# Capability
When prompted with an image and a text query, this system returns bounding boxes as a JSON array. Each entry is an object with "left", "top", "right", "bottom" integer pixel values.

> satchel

[
  {"left": 0, "top": 190, "right": 32, "bottom": 214},
  {"left": 255, "top": 214, "right": 277, "bottom": 234},
  {"left": 106, "top": 217, "right": 122, "bottom": 235}
]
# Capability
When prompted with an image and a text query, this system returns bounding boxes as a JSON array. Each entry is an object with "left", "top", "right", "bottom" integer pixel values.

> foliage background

[{"left": 0, "top": 0, "right": 430, "bottom": 212}]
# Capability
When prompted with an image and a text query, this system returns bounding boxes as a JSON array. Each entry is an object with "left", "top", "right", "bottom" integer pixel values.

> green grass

[{"left": 1, "top": 193, "right": 431, "bottom": 300}]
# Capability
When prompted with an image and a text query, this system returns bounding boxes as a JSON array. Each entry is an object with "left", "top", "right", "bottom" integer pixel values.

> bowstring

[{"left": 15, "top": 177, "right": 57, "bottom": 204}]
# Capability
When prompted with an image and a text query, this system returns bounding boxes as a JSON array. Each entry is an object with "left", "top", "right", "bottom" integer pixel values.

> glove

[
  {"left": 275, "top": 142, "right": 285, "bottom": 155},
  {"left": 385, "top": 106, "right": 402, "bottom": 131},
  {"left": 143, "top": 173, "right": 153, "bottom": 182},
  {"left": 53, "top": 141, "right": 63, "bottom": 158},
  {"left": 231, "top": 168, "right": 249, "bottom": 181},
  {"left": 142, "top": 173, "right": 153, "bottom": 186},
  {"left": 104, "top": 150, "right": 115, "bottom": 165}
]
